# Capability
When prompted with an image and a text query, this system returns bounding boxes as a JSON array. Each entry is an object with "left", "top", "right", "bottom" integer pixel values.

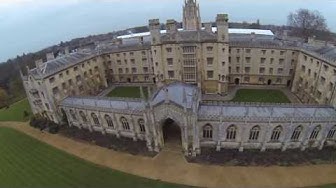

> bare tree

[{"left": 288, "top": 9, "right": 328, "bottom": 39}]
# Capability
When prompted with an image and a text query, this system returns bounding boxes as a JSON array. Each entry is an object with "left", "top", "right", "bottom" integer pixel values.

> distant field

[
  {"left": 0, "top": 99, "right": 31, "bottom": 122},
  {"left": 0, "top": 127, "right": 188, "bottom": 188},
  {"left": 107, "top": 86, "right": 148, "bottom": 99},
  {"left": 231, "top": 89, "right": 291, "bottom": 103}
]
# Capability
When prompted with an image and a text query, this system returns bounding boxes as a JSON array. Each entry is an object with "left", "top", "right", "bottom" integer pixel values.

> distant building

[{"left": 22, "top": 0, "right": 336, "bottom": 156}]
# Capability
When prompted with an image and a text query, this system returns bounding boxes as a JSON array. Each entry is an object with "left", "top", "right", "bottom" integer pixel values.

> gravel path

[{"left": 1, "top": 122, "right": 336, "bottom": 188}]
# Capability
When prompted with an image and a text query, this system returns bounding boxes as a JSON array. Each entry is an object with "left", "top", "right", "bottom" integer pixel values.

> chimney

[
  {"left": 46, "top": 52, "right": 55, "bottom": 61},
  {"left": 204, "top": 22, "right": 212, "bottom": 33},
  {"left": 35, "top": 59, "right": 44, "bottom": 68},
  {"left": 64, "top": 47, "right": 70, "bottom": 55},
  {"left": 251, "top": 32, "right": 256, "bottom": 41},
  {"left": 166, "top": 19, "right": 178, "bottom": 34},
  {"left": 149, "top": 19, "right": 161, "bottom": 45},
  {"left": 139, "top": 36, "right": 144, "bottom": 44}
]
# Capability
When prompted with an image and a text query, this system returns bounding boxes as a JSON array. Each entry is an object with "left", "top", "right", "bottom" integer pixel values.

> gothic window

[
  {"left": 226, "top": 125, "right": 237, "bottom": 141},
  {"left": 249, "top": 126, "right": 260, "bottom": 141},
  {"left": 291, "top": 126, "right": 302, "bottom": 141},
  {"left": 270, "top": 126, "right": 282, "bottom": 142},
  {"left": 138, "top": 119, "right": 146, "bottom": 133},
  {"left": 79, "top": 111, "right": 87, "bottom": 123},
  {"left": 327, "top": 126, "right": 336, "bottom": 140},
  {"left": 105, "top": 115, "right": 114, "bottom": 128},
  {"left": 91, "top": 113, "right": 100, "bottom": 126},
  {"left": 120, "top": 117, "right": 130, "bottom": 131},
  {"left": 309, "top": 125, "right": 321, "bottom": 140},
  {"left": 69, "top": 110, "right": 77, "bottom": 120},
  {"left": 203, "top": 124, "right": 213, "bottom": 139}
]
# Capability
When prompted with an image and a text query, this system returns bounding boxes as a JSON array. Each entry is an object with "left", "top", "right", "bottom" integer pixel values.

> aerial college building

[{"left": 22, "top": 0, "right": 336, "bottom": 156}]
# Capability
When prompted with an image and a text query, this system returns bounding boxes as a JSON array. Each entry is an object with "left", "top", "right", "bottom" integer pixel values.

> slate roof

[
  {"left": 198, "top": 104, "right": 336, "bottom": 120},
  {"left": 29, "top": 52, "right": 94, "bottom": 79},
  {"left": 150, "top": 82, "right": 200, "bottom": 111},
  {"left": 61, "top": 97, "right": 146, "bottom": 112}
]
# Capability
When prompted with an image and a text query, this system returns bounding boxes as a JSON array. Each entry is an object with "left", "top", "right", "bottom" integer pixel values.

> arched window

[
  {"left": 79, "top": 111, "right": 87, "bottom": 123},
  {"left": 138, "top": 119, "right": 145, "bottom": 133},
  {"left": 291, "top": 126, "right": 302, "bottom": 141},
  {"left": 327, "top": 126, "right": 336, "bottom": 140},
  {"left": 249, "top": 126, "right": 260, "bottom": 141},
  {"left": 309, "top": 125, "right": 321, "bottom": 140},
  {"left": 105, "top": 115, "right": 114, "bottom": 128},
  {"left": 91, "top": 113, "right": 100, "bottom": 126},
  {"left": 226, "top": 125, "right": 237, "bottom": 141},
  {"left": 270, "top": 126, "right": 282, "bottom": 142},
  {"left": 203, "top": 124, "right": 213, "bottom": 139},
  {"left": 69, "top": 109, "right": 77, "bottom": 120},
  {"left": 120, "top": 117, "right": 130, "bottom": 130}
]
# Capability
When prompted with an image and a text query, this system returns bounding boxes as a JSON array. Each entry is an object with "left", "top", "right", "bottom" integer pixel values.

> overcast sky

[{"left": 0, "top": 0, "right": 335, "bottom": 62}]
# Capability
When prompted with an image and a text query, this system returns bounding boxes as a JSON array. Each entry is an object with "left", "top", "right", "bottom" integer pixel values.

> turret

[
  {"left": 216, "top": 14, "right": 229, "bottom": 43},
  {"left": 149, "top": 19, "right": 161, "bottom": 45},
  {"left": 183, "top": 0, "right": 201, "bottom": 30}
]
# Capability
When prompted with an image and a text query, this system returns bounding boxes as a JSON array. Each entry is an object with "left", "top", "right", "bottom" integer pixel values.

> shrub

[
  {"left": 29, "top": 115, "right": 60, "bottom": 134},
  {"left": 48, "top": 122, "right": 59, "bottom": 134},
  {"left": 23, "top": 110, "right": 29, "bottom": 118}
]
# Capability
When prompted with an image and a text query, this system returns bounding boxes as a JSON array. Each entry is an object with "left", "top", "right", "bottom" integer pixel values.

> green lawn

[
  {"left": 0, "top": 99, "right": 32, "bottom": 122},
  {"left": 0, "top": 127, "right": 189, "bottom": 188},
  {"left": 107, "top": 86, "right": 148, "bottom": 99},
  {"left": 231, "top": 89, "right": 291, "bottom": 103}
]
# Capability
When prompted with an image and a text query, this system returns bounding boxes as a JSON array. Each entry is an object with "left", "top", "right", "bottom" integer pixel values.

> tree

[
  {"left": 0, "top": 87, "right": 9, "bottom": 108},
  {"left": 288, "top": 9, "right": 328, "bottom": 39}
]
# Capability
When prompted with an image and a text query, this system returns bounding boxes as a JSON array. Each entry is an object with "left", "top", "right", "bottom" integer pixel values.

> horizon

[{"left": 0, "top": 0, "right": 335, "bottom": 63}]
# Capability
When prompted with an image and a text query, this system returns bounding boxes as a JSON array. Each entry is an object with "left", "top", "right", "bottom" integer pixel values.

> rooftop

[
  {"left": 61, "top": 96, "right": 145, "bottom": 113},
  {"left": 150, "top": 82, "right": 200, "bottom": 111},
  {"left": 29, "top": 52, "right": 94, "bottom": 79},
  {"left": 117, "top": 27, "right": 274, "bottom": 39},
  {"left": 198, "top": 103, "right": 336, "bottom": 120}
]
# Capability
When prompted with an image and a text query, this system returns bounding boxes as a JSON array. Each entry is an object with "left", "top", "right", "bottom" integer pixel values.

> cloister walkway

[{"left": 1, "top": 122, "right": 335, "bottom": 188}]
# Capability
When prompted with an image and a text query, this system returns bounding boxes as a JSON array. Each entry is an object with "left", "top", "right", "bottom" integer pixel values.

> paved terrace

[{"left": 2, "top": 122, "right": 336, "bottom": 188}]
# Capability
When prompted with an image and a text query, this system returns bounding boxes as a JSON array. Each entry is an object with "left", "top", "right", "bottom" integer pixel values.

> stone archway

[{"left": 162, "top": 118, "right": 182, "bottom": 148}]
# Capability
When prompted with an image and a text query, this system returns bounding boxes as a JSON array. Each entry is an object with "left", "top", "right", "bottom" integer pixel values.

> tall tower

[{"left": 183, "top": 0, "right": 201, "bottom": 31}]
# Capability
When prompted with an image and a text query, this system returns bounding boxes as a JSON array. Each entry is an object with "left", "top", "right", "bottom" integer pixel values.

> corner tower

[{"left": 183, "top": 0, "right": 201, "bottom": 30}]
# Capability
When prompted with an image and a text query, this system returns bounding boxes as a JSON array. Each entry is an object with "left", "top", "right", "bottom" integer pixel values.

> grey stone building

[
  {"left": 60, "top": 82, "right": 336, "bottom": 156},
  {"left": 21, "top": 0, "right": 336, "bottom": 155}
]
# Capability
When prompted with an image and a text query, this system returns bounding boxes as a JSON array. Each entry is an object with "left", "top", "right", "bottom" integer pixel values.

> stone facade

[
  {"left": 21, "top": 0, "right": 336, "bottom": 155},
  {"left": 60, "top": 83, "right": 336, "bottom": 156}
]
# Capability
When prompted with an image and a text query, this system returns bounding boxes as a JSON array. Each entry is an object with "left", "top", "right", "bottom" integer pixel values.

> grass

[
  {"left": 231, "top": 89, "right": 291, "bottom": 103},
  {"left": 107, "top": 86, "right": 148, "bottom": 99},
  {"left": 0, "top": 127, "right": 189, "bottom": 188},
  {"left": 0, "top": 99, "right": 32, "bottom": 122}
]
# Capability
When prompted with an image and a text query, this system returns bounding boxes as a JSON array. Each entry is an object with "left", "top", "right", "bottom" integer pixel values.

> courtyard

[
  {"left": 106, "top": 86, "right": 149, "bottom": 99},
  {"left": 231, "top": 89, "right": 292, "bottom": 103}
]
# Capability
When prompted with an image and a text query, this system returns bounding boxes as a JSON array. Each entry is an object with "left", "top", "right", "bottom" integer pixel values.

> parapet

[
  {"left": 216, "top": 14, "right": 229, "bottom": 23},
  {"left": 149, "top": 19, "right": 160, "bottom": 30}
]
